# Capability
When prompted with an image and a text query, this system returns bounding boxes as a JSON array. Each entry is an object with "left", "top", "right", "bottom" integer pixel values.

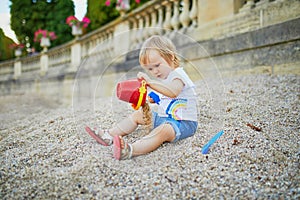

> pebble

[{"left": 0, "top": 74, "right": 299, "bottom": 199}]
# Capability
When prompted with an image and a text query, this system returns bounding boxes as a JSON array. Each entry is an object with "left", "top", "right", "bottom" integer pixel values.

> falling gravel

[{"left": 0, "top": 74, "right": 299, "bottom": 199}]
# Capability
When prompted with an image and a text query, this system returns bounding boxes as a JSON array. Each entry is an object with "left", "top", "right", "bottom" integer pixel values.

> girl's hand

[
  {"left": 138, "top": 72, "right": 184, "bottom": 98},
  {"left": 148, "top": 96, "right": 155, "bottom": 103},
  {"left": 137, "top": 72, "right": 151, "bottom": 83}
]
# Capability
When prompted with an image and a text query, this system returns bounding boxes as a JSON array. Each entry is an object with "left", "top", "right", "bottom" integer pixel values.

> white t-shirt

[{"left": 156, "top": 67, "right": 198, "bottom": 121}]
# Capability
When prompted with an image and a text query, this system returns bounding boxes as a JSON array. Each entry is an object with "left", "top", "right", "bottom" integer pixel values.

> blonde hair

[
  {"left": 142, "top": 103, "right": 152, "bottom": 132},
  {"left": 139, "top": 35, "right": 180, "bottom": 68}
]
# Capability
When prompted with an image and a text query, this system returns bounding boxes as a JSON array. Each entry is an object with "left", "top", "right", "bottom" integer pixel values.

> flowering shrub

[
  {"left": 66, "top": 16, "right": 91, "bottom": 28},
  {"left": 34, "top": 29, "right": 57, "bottom": 42},
  {"left": 9, "top": 43, "right": 25, "bottom": 50}
]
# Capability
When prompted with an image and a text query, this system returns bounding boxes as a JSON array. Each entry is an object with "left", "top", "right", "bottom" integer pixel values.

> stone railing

[
  {"left": 0, "top": 60, "right": 14, "bottom": 81},
  {"left": 0, "top": 0, "right": 298, "bottom": 81}
]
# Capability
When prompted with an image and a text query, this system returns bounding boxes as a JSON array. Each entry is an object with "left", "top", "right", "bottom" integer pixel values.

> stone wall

[{"left": 182, "top": 18, "right": 300, "bottom": 78}]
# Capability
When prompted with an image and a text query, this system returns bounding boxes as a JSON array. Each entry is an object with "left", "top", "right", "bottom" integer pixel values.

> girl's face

[{"left": 142, "top": 50, "right": 174, "bottom": 80}]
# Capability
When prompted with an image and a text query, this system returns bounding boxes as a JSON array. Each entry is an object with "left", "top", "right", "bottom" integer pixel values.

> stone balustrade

[
  {"left": 21, "top": 54, "right": 40, "bottom": 73},
  {"left": 0, "top": 60, "right": 14, "bottom": 80},
  {"left": 0, "top": 0, "right": 298, "bottom": 82}
]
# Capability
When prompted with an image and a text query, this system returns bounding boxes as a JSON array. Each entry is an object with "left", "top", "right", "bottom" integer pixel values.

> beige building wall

[{"left": 198, "top": 0, "right": 245, "bottom": 25}]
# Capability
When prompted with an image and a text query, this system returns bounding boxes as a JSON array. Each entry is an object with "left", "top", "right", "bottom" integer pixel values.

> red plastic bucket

[{"left": 116, "top": 79, "right": 147, "bottom": 110}]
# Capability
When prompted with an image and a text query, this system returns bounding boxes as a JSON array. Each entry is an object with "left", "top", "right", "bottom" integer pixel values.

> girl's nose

[{"left": 153, "top": 68, "right": 159, "bottom": 74}]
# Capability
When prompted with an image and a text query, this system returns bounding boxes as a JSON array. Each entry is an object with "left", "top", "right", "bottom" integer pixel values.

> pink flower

[
  {"left": 66, "top": 16, "right": 79, "bottom": 27},
  {"left": 82, "top": 17, "right": 91, "bottom": 28},
  {"left": 48, "top": 32, "right": 57, "bottom": 40},
  {"left": 105, "top": 0, "right": 111, "bottom": 6},
  {"left": 34, "top": 29, "right": 57, "bottom": 42},
  {"left": 66, "top": 15, "right": 90, "bottom": 28}
]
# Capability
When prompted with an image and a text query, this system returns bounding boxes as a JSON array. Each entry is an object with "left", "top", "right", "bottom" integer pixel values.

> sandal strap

[
  {"left": 124, "top": 143, "right": 133, "bottom": 159},
  {"left": 121, "top": 141, "right": 133, "bottom": 160},
  {"left": 100, "top": 129, "right": 113, "bottom": 145}
]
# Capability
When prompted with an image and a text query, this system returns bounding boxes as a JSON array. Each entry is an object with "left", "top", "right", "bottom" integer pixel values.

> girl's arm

[{"left": 137, "top": 72, "right": 184, "bottom": 98}]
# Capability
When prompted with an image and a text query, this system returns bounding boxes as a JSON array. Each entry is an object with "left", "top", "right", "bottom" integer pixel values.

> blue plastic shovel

[{"left": 202, "top": 130, "right": 224, "bottom": 154}]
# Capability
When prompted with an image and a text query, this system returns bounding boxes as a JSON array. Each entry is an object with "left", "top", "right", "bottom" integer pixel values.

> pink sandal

[
  {"left": 113, "top": 135, "right": 133, "bottom": 160},
  {"left": 85, "top": 126, "right": 113, "bottom": 146}
]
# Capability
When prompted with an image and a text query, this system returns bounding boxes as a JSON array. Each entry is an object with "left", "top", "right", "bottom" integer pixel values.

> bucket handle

[{"left": 132, "top": 80, "right": 147, "bottom": 110}]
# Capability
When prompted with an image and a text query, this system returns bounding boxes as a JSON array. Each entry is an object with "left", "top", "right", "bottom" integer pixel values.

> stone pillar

[
  {"left": 113, "top": 20, "right": 130, "bottom": 61},
  {"left": 198, "top": 0, "right": 238, "bottom": 26},
  {"left": 71, "top": 42, "right": 81, "bottom": 72},
  {"left": 40, "top": 53, "right": 48, "bottom": 75},
  {"left": 14, "top": 60, "right": 21, "bottom": 79}
]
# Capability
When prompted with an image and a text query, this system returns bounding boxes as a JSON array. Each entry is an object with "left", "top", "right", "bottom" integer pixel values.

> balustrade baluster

[
  {"left": 189, "top": 0, "right": 198, "bottom": 28},
  {"left": 143, "top": 12, "right": 151, "bottom": 39},
  {"left": 88, "top": 38, "right": 93, "bottom": 56},
  {"left": 95, "top": 35, "right": 101, "bottom": 56},
  {"left": 179, "top": 0, "right": 191, "bottom": 31},
  {"left": 105, "top": 34, "right": 109, "bottom": 56},
  {"left": 156, "top": 4, "right": 164, "bottom": 35},
  {"left": 256, "top": 0, "right": 270, "bottom": 7},
  {"left": 149, "top": 8, "right": 158, "bottom": 36},
  {"left": 130, "top": 18, "right": 138, "bottom": 49},
  {"left": 163, "top": 1, "right": 173, "bottom": 34},
  {"left": 171, "top": 0, "right": 180, "bottom": 31},
  {"left": 239, "top": 0, "right": 255, "bottom": 12},
  {"left": 133, "top": 15, "right": 141, "bottom": 49},
  {"left": 103, "top": 33, "right": 109, "bottom": 57},
  {"left": 136, "top": 14, "right": 144, "bottom": 47},
  {"left": 91, "top": 39, "right": 97, "bottom": 53},
  {"left": 100, "top": 34, "right": 106, "bottom": 57},
  {"left": 108, "top": 30, "right": 114, "bottom": 57}
]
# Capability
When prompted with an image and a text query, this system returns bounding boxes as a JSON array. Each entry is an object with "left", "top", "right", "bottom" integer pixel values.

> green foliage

[
  {"left": 0, "top": 29, "right": 15, "bottom": 61},
  {"left": 86, "top": 0, "right": 149, "bottom": 32},
  {"left": 87, "top": 0, "right": 119, "bottom": 32},
  {"left": 10, "top": 0, "right": 75, "bottom": 52}
]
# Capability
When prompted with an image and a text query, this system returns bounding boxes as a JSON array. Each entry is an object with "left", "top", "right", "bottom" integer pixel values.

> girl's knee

[
  {"left": 158, "top": 123, "right": 176, "bottom": 142},
  {"left": 131, "top": 110, "right": 144, "bottom": 124}
]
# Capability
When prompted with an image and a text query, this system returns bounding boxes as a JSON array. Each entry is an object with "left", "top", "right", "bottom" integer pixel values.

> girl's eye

[
  {"left": 155, "top": 64, "right": 160, "bottom": 67},
  {"left": 148, "top": 68, "right": 153, "bottom": 71}
]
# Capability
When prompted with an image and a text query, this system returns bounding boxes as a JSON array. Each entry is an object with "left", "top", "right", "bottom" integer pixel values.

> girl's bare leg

[
  {"left": 131, "top": 123, "right": 176, "bottom": 156},
  {"left": 109, "top": 109, "right": 145, "bottom": 137}
]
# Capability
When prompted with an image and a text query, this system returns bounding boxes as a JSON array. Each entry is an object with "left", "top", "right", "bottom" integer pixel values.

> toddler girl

[{"left": 86, "top": 35, "right": 198, "bottom": 160}]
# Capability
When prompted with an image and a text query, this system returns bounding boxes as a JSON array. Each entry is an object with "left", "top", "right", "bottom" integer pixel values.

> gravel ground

[{"left": 0, "top": 74, "right": 299, "bottom": 199}]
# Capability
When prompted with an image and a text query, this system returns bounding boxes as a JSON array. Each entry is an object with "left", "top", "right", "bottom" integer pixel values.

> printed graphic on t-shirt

[{"left": 165, "top": 98, "right": 188, "bottom": 120}]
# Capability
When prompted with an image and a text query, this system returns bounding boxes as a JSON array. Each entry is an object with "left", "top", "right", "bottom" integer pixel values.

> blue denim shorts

[{"left": 152, "top": 112, "right": 198, "bottom": 142}]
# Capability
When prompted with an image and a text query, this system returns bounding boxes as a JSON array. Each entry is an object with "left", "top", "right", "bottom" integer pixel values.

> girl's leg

[
  {"left": 109, "top": 109, "right": 146, "bottom": 137},
  {"left": 131, "top": 123, "right": 176, "bottom": 156},
  {"left": 87, "top": 110, "right": 146, "bottom": 146}
]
